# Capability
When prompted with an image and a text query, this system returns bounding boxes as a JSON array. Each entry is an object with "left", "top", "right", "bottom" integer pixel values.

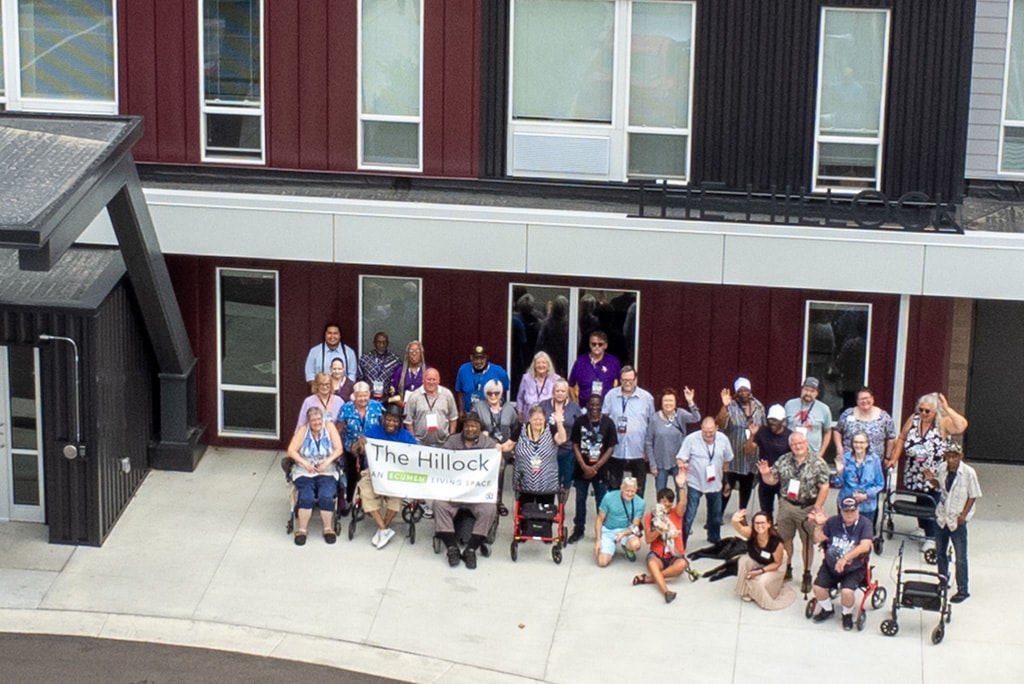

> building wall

[
  {"left": 119, "top": 0, "right": 481, "bottom": 175},
  {"left": 164, "top": 252, "right": 951, "bottom": 450},
  {"left": 966, "top": 0, "right": 1010, "bottom": 179}
]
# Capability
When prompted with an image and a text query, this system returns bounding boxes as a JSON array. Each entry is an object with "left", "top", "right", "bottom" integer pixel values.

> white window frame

[
  {"left": 357, "top": 275, "right": 423, "bottom": 356},
  {"left": 811, "top": 7, "right": 891, "bottom": 194},
  {"left": 216, "top": 267, "right": 279, "bottom": 439},
  {"left": 999, "top": 0, "right": 1024, "bottom": 175},
  {"left": 801, "top": 300, "right": 872, "bottom": 413},
  {"left": 506, "top": 0, "right": 696, "bottom": 183},
  {"left": 357, "top": 0, "right": 424, "bottom": 172},
  {"left": 199, "top": 0, "right": 265, "bottom": 164},
  {"left": 0, "top": 0, "right": 118, "bottom": 114}
]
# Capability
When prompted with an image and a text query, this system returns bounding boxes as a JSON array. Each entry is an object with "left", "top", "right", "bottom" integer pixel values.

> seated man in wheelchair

[{"left": 807, "top": 496, "right": 874, "bottom": 629}]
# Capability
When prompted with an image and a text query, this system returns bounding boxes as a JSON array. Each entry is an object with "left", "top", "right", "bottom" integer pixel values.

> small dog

[{"left": 652, "top": 503, "right": 682, "bottom": 552}]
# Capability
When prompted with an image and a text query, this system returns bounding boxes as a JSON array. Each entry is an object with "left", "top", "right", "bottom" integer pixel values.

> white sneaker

[
  {"left": 921, "top": 539, "right": 936, "bottom": 552},
  {"left": 377, "top": 528, "right": 396, "bottom": 548},
  {"left": 421, "top": 501, "right": 433, "bottom": 519},
  {"left": 371, "top": 529, "right": 381, "bottom": 547}
]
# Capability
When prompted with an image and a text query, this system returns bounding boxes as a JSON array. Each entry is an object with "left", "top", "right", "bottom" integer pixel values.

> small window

[
  {"left": 217, "top": 268, "right": 278, "bottom": 438},
  {"left": 1001, "top": 0, "right": 1024, "bottom": 173},
  {"left": 508, "top": 283, "right": 639, "bottom": 394},
  {"left": 359, "top": 0, "right": 422, "bottom": 170},
  {"left": 802, "top": 300, "right": 871, "bottom": 417},
  {"left": 0, "top": 0, "right": 117, "bottom": 114},
  {"left": 359, "top": 276, "right": 422, "bottom": 356},
  {"left": 812, "top": 8, "right": 890, "bottom": 193},
  {"left": 201, "top": 0, "right": 264, "bottom": 163}
]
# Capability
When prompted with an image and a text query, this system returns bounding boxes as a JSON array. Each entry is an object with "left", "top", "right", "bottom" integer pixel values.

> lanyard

[
  {"left": 704, "top": 438, "right": 716, "bottom": 462},
  {"left": 621, "top": 495, "right": 635, "bottom": 524}
]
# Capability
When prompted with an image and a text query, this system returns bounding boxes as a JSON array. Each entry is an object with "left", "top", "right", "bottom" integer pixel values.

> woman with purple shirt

[{"left": 516, "top": 351, "right": 559, "bottom": 419}]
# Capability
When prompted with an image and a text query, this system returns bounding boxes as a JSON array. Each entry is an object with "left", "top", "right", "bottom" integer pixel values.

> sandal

[
  {"left": 632, "top": 574, "right": 649, "bottom": 586},
  {"left": 498, "top": 502, "right": 509, "bottom": 517},
  {"left": 323, "top": 529, "right": 337, "bottom": 544},
  {"left": 294, "top": 529, "right": 307, "bottom": 546}
]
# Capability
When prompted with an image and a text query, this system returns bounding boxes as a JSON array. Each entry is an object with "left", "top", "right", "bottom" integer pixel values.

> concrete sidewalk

[{"left": 1, "top": 447, "right": 1022, "bottom": 683}]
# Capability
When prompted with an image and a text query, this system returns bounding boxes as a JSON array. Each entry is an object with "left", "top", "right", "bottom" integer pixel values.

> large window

[
  {"left": 508, "top": 0, "right": 695, "bottom": 182},
  {"left": 0, "top": 0, "right": 116, "bottom": 113},
  {"left": 812, "top": 8, "right": 890, "bottom": 193},
  {"left": 359, "top": 275, "right": 422, "bottom": 355},
  {"left": 359, "top": 0, "right": 422, "bottom": 170},
  {"left": 217, "top": 268, "right": 278, "bottom": 438},
  {"left": 1001, "top": 0, "right": 1024, "bottom": 173},
  {"left": 509, "top": 284, "right": 639, "bottom": 394},
  {"left": 201, "top": 0, "right": 264, "bottom": 163},
  {"left": 802, "top": 300, "right": 871, "bottom": 417}
]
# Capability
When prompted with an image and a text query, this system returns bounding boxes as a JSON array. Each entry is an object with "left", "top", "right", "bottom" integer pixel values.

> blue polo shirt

[{"left": 454, "top": 362, "right": 510, "bottom": 412}]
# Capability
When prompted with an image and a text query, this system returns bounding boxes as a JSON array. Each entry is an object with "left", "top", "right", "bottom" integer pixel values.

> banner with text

[{"left": 365, "top": 438, "right": 501, "bottom": 503}]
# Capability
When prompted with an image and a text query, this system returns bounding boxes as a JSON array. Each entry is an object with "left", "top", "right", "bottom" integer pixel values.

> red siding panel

[
  {"left": 439, "top": 0, "right": 481, "bottom": 177},
  {"left": 119, "top": 1, "right": 158, "bottom": 160},
  {"left": 297, "top": 0, "right": 329, "bottom": 169},
  {"left": 326, "top": 1, "right": 359, "bottom": 170},
  {"left": 266, "top": 1, "right": 302, "bottom": 168}
]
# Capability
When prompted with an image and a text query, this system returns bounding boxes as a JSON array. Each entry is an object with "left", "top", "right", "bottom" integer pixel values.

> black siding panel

[{"left": 480, "top": 0, "right": 510, "bottom": 178}]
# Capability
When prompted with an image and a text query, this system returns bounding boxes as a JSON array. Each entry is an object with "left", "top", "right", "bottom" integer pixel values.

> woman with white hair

[
  {"left": 516, "top": 351, "right": 560, "bottom": 420},
  {"left": 474, "top": 378, "right": 521, "bottom": 516}
]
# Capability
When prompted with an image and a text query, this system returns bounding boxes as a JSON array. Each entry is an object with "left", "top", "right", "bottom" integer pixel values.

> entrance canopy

[{"left": 0, "top": 114, "right": 204, "bottom": 470}]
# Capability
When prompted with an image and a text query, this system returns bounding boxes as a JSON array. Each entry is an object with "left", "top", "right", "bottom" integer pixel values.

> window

[
  {"left": 358, "top": 0, "right": 422, "bottom": 170},
  {"left": 359, "top": 276, "right": 422, "bottom": 355},
  {"left": 812, "top": 7, "right": 890, "bottom": 193},
  {"left": 1001, "top": 0, "right": 1024, "bottom": 173},
  {"left": 0, "top": 0, "right": 116, "bottom": 113},
  {"left": 508, "top": 283, "right": 639, "bottom": 394},
  {"left": 508, "top": 0, "right": 695, "bottom": 182},
  {"left": 201, "top": 0, "right": 264, "bottom": 163},
  {"left": 802, "top": 301, "right": 871, "bottom": 417},
  {"left": 217, "top": 268, "right": 278, "bottom": 438}
]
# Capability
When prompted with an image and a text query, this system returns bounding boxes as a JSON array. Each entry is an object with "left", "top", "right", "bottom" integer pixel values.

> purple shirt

[
  {"left": 516, "top": 372, "right": 559, "bottom": 417},
  {"left": 568, "top": 353, "right": 621, "bottom": 405}
]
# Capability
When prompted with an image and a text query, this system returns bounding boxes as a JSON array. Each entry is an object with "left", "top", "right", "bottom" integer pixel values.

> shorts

[
  {"left": 358, "top": 470, "right": 401, "bottom": 514},
  {"left": 815, "top": 561, "right": 866, "bottom": 592},
  {"left": 599, "top": 527, "right": 636, "bottom": 556},
  {"left": 646, "top": 552, "right": 686, "bottom": 570},
  {"left": 776, "top": 499, "right": 815, "bottom": 542}
]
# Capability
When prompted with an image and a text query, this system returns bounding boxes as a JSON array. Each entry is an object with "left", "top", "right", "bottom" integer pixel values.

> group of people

[{"left": 285, "top": 324, "right": 981, "bottom": 612}]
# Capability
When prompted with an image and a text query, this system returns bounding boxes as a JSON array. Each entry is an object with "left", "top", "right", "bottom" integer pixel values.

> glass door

[{"left": 0, "top": 346, "right": 44, "bottom": 523}]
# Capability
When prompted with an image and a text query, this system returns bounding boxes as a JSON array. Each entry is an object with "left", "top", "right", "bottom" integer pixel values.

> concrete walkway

[{"left": 1, "top": 447, "right": 1022, "bottom": 682}]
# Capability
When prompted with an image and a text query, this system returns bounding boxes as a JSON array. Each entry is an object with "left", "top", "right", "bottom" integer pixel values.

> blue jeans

[
  {"left": 557, "top": 449, "right": 575, "bottom": 490},
  {"left": 936, "top": 523, "right": 969, "bottom": 594},
  {"left": 654, "top": 465, "right": 679, "bottom": 495},
  {"left": 294, "top": 475, "right": 338, "bottom": 511},
  {"left": 684, "top": 486, "right": 723, "bottom": 545},
  {"left": 573, "top": 477, "right": 608, "bottom": 533}
]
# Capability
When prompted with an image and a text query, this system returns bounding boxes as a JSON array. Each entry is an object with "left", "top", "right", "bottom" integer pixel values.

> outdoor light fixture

[{"left": 38, "top": 334, "right": 84, "bottom": 460}]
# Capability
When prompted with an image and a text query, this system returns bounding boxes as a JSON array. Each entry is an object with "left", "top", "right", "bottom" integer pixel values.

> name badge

[
  {"left": 758, "top": 549, "right": 772, "bottom": 561},
  {"left": 616, "top": 415, "right": 628, "bottom": 435},
  {"left": 471, "top": 393, "right": 481, "bottom": 405},
  {"left": 705, "top": 464, "right": 717, "bottom": 483},
  {"left": 531, "top": 457, "right": 542, "bottom": 473},
  {"left": 786, "top": 478, "right": 801, "bottom": 499},
  {"left": 591, "top": 380, "right": 603, "bottom": 397},
  {"left": 426, "top": 413, "right": 439, "bottom": 432},
  {"left": 372, "top": 380, "right": 385, "bottom": 397}
]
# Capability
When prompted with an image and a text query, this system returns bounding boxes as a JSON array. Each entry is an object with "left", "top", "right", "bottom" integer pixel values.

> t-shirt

[
  {"left": 645, "top": 507, "right": 685, "bottom": 558},
  {"left": 822, "top": 514, "right": 873, "bottom": 571},
  {"left": 599, "top": 491, "right": 645, "bottom": 530},
  {"left": 454, "top": 362, "right": 510, "bottom": 412},
  {"left": 753, "top": 426, "right": 793, "bottom": 468},
  {"left": 570, "top": 415, "right": 618, "bottom": 478},
  {"left": 784, "top": 398, "right": 833, "bottom": 454}
]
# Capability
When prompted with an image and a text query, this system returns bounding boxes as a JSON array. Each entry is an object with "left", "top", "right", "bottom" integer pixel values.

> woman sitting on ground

[
  {"left": 287, "top": 407, "right": 344, "bottom": 545},
  {"left": 635, "top": 486, "right": 699, "bottom": 604},
  {"left": 730, "top": 508, "right": 795, "bottom": 609}
]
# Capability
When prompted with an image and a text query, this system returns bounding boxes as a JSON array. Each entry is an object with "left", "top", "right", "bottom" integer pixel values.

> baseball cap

[
  {"left": 767, "top": 404, "right": 786, "bottom": 421},
  {"left": 840, "top": 497, "right": 858, "bottom": 511},
  {"left": 802, "top": 377, "right": 820, "bottom": 390},
  {"left": 734, "top": 377, "right": 751, "bottom": 392}
]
